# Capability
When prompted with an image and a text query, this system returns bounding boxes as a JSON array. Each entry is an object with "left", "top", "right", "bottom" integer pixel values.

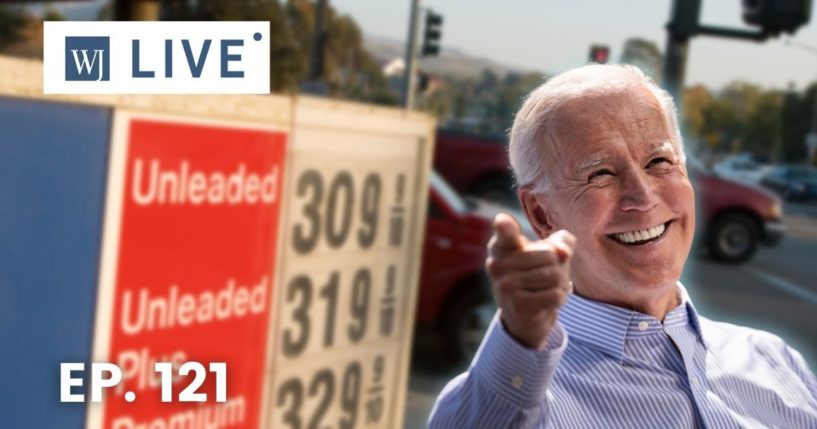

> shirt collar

[{"left": 558, "top": 282, "right": 706, "bottom": 363}]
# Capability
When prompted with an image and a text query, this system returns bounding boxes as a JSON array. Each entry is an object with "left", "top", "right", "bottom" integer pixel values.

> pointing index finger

[{"left": 491, "top": 212, "right": 527, "bottom": 251}]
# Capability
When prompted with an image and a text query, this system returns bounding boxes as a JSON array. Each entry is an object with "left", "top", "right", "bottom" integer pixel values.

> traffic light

[
  {"left": 589, "top": 45, "right": 610, "bottom": 64},
  {"left": 422, "top": 11, "right": 443, "bottom": 56},
  {"left": 743, "top": 0, "right": 812, "bottom": 35}
]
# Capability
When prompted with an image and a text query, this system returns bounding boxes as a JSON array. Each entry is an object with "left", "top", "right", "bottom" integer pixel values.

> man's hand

[{"left": 485, "top": 213, "right": 576, "bottom": 350}]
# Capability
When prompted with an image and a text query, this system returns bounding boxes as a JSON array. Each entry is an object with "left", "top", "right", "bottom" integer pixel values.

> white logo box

[{"left": 44, "top": 21, "right": 270, "bottom": 94}]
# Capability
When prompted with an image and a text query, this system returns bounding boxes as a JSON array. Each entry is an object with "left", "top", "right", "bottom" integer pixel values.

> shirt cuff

[{"left": 470, "top": 311, "right": 568, "bottom": 409}]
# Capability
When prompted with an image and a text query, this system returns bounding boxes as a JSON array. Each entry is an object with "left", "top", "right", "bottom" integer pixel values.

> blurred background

[{"left": 2, "top": 1, "right": 817, "bottom": 428}]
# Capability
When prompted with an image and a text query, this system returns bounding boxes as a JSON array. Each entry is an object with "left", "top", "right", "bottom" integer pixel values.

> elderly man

[{"left": 428, "top": 64, "right": 817, "bottom": 428}]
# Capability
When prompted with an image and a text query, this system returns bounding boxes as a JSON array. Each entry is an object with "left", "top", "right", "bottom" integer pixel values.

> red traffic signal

[{"left": 589, "top": 45, "right": 610, "bottom": 64}]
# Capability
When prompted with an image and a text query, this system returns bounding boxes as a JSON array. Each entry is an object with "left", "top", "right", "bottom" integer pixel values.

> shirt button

[
  {"left": 511, "top": 375, "right": 524, "bottom": 389},
  {"left": 690, "top": 377, "right": 698, "bottom": 387},
  {"left": 638, "top": 321, "right": 649, "bottom": 331}
]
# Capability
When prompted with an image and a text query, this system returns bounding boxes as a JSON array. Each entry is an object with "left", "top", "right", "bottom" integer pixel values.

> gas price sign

[
  {"left": 87, "top": 111, "right": 288, "bottom": 429},
  {"left": 2, "top": 56, "right": 434, "bottom": 429},
  {"left": 267, "top": 100, "right": 433, "bottom": 429}
]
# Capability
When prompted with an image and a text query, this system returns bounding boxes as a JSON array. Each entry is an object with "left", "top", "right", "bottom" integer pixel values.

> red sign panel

[{"left": 92, "top": 115, "right": 287, "bottom": 429}]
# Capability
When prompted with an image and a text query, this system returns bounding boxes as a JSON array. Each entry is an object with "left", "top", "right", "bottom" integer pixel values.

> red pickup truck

[
  {"left": 433, "top": 129, "right": 515, "bottom": 206},
  {"left": 417, "top": 172, "right": 534, "bottom": 360}
]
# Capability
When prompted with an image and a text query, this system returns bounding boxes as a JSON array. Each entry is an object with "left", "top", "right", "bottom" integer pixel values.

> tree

[
  {"left": 702, "top": 98, "right": 740, "bottom": 152},
  {"left": 163, "top": 0, "right": 302, "bottom": 92},
  {"left": 418, "top": 69, "right": 544, "bottom": 134},
  {"left": 160, "top": 0, "right": 391, "bottom": 100},
  {"left": 97, "top": 1, "right": 112, "bottom": 20},
  {"left": 683, "top": 85, "right": 712, "bottom": 137},
  {"left": 715, "top": 82, "right": 761, "bottom": 154},
  {"left": 682, "top": 81, "right": 785, "bottom": 159},
  {"left": 741, "top": 91, "right": 783, "bottom": 158},
  {"left": 42, "top": 7, "right": 65, "bottom": 22},
  {"left": 781, "top": 84, "right": 815, "bottom": 162},
  {"left": 619, "top": 38, "right": 662, "bottom": 82},
  {"left": 720, "top": 82, "right": 762, "bottom": 123},
  {"left": 0, "top": 5, "right": 27, "bottom": 51},
  {"left": 284, "top": 0, "right": 393, "bottom": 103}
]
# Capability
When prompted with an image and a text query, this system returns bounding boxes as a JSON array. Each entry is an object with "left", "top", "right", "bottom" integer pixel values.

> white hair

[{"left": 508, "top": 64, "right": 685, "bottom": 192}]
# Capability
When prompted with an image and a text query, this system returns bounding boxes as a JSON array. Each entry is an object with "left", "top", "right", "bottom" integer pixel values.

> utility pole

[
  {"left": 662, "top": 0, "right": 807, "bottom": 105},
  {"left": 308, "top": 0, "right": 328, "bottom": 82},
  {"left": 401, "top": 0, "right": 421, "bottom": 109},
  {"left": 300, "top": 0, "right": 330, "bottom": 95},
  {"left": 784, "top": 40, "right": 817, "bottom": 163},
  {"left": 662, "top": 0, "right": 700, "bottom": 103},
  {"left": 114, "top": 0, "right": 160, "bottom": 21}
]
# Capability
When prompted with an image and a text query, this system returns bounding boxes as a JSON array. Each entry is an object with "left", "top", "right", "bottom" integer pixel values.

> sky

[
  {"left": 331, "top": 0, "right": 817, "bottom": 91},
  {"left": 46, "top": 0, "right": 817, "bottom": 91}
]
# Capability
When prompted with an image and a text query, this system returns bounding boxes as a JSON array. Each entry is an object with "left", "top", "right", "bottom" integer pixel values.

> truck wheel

[
  {"left": 441, "top": 285, "right": 495, "bottom": 362},
  {"left": 707, "top": 212, "right": 759, "bottom": 264}
]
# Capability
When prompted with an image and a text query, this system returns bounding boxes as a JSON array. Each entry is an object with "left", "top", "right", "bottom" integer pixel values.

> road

[{"left": 402, "top": 201, "right": 817, "bottom": 428}]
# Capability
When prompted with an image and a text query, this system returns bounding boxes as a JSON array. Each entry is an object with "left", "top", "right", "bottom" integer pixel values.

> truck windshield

[{"left": 431, "top": 171, "right": 468, "bottom": 214}]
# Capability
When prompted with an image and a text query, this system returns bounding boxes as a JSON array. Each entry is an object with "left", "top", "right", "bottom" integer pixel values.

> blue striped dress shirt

[{"left": 428, "top": 284, "right": 817, "bottom": 428}]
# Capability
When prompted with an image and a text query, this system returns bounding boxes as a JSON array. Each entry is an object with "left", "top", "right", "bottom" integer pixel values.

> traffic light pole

[
  {"left": 308, "top": 0, "right": 329, "bottom": 82},
  {"left": 662, "top": 33, "right": 689, "bottom": 104},
  {"left": 401, "top": 0, "right": 421, "bottom": 109},
  {"left": 784, "top": 40, "right": 817, "bottom": 163},
  {"left": 662, "top": 0, "right": 701, "bottom": 106},
  {"left": 662, "top": 0, "right": 768, "bottom": 106}
]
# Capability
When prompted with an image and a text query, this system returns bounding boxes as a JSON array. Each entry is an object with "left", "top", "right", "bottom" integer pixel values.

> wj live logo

[
  {"left": 44, "top": 22, "right": 270, "bottom": 94},
  {"left": 65, "top": 36, "right": 110, "bottom": 82}
]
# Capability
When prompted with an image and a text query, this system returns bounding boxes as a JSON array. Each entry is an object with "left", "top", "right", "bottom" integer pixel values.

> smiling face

[{"left": 522, "top": 84, "right": 695, "bottom": 314}]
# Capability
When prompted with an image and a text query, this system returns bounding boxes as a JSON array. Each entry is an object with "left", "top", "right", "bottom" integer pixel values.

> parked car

[
  {"left": 433, "top": 128, "right": 515, "bottom": 206},
  {"left": 691, "top": 160, "right": 785, "bottom": 263},
  {"left": 712, "top": 154, "right": 774, "bottom": 185},
  {"left": 417, "top": 171, "right": 533, "bottom": 360},
  {"left": 759, "top": 165, "right": 817, "bottom": 201}
]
